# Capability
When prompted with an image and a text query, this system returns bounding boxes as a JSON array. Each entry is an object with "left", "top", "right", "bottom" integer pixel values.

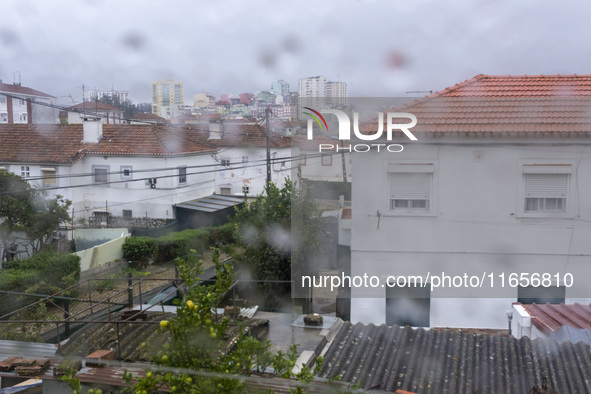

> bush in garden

[{"left": 122, "top": 236, "right": 157, "bottom": 268}]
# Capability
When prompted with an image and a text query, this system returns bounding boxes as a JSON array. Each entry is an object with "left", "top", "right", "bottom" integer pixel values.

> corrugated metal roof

[
  {"left": 520, "top": 302, "right": 591, "bottom": 334},
  {"left": 549, "top": 326, "right": 591, "bottom": 346},
  {"left": 318, "top": 322, "right": 591, "bottom": 393},
  {"left": 175, "top": 194, "right": 244, "bottom": 212}
]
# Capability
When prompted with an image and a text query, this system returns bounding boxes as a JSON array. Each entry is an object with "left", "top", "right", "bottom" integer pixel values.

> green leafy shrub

[
  {"left": 207, "top": 222, "right": 235, "bottom": 245},
  {"left": 154, "top": 229, "right": 209, "bottom": 262},
  {"left": 122, "top": 236, "right": 157, "bottom": 268},
  {"left": 2, "top": 252, "right": 81, "bottom": 285}
]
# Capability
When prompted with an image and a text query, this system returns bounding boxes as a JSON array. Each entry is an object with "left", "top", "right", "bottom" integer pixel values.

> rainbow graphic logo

[{"left": 303, "top": 107, "right": 328, "bottom": 132}]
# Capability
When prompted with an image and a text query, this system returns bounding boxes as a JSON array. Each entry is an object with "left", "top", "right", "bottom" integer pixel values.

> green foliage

[
  {"left": 230, "top": 179, "right": 323, "bottom": 307},
  {"left": 122, "top": 236, "right": 157, "bottom": 268},
  {"left": 128, "top": 249, "right": 324, "bottom": 393},
  {"left": 3, "top": 252, "right": 81, "bottom": 283},
  {"left": 0, "top": 252, "right": 81, "bottom": 315},
  {"left": 0, "top": 170, "right": 72, "bottom": 257},
  {"left": 154, "top": 228, "right": 209, "bottom": 262},
  {"left": 95, "top": 274, "right": 117, "bottom": 293},
  {"left": 60, "top": 367, "right": 82, "bottom": 394}
]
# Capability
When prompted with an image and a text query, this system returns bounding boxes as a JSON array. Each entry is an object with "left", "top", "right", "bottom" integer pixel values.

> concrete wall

[
  {"left": 350, "top": 139, "right": 591, "bottom": 329},
  {"left": 75, "top": 232, "right": 131, "bottom": 271}
]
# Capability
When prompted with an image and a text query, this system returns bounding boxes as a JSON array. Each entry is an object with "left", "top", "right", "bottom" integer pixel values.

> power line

[{"left": 1, "top": 151, "right": 338, "bottom": 196}]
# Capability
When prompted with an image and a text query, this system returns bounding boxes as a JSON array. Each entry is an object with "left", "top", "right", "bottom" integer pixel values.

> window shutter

[
  {"left": 390, "top": 173, "right": 431, "bottom": 199},
  {"left": 518, "top": 286, "right": 565, "bottom": 304},
  {"left": 524, "top": 174, "right": 568, "bottom": 198}
]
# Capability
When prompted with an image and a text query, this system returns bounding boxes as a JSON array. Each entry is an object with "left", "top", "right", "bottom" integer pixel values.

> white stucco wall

[
  {"left": 215, "top": 146, "right": 295, "bottom": 196},
  {"left": 349, "top": 138, "right": 591, "bottom": 329},
  {"left": 69, "top": 153, "right": 215, "bottom": 220}
]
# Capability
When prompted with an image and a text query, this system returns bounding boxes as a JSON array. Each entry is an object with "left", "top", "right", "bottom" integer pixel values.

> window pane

[
  {"left": 411, "top": 200, "right": 427, "bottom": 209},
  {"left": 179, "top": 168, "right": 187, "bottom": 183},
  {"left": 95, "top": 168, "right": 107, "bottom": 183}
]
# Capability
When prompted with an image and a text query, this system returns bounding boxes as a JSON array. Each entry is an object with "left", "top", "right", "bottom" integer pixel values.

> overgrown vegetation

[
  {"left": 123, "top": 249, "right": 323, "bottom": 393},
  {"left": 0, "top": 170, "right": 72, "bottom": 260},
  {"left": 0, "top": 252, "right": 80, "bottom": 316},
  {"left": 230, "top": 179, "right": 323, "bottom": 308},
  {"left": 122, "top": 223, "right": 235, "bottom": 267}
]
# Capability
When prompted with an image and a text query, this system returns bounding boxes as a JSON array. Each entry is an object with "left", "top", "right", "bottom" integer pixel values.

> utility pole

[
  {"left": 340, "top": 139, "right": 347, "bottom": 183},
  {"left": 265, "top": 107, "right": 271, "bottom": 190}
]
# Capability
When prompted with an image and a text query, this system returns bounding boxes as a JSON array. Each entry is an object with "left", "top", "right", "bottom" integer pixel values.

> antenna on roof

[{"left": 12, "top": 71, "right": 21, "bottom": 86}]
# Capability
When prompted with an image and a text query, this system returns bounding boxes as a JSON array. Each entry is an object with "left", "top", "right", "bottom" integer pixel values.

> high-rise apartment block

[
  {"left": 298, "top": 76, "right": 347, "bottom": 99},
  {"left": 84, "top": 88, "right": 129, "bottom": 103},
  {"left": 271, "top": 79, "right": 290, "bottom": 96},
  {"left": 151, "top": 80, "right": 184, "bottom": 116}
]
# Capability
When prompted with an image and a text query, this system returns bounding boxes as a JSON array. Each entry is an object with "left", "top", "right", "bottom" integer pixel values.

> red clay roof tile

[{"left": 362, "top": 74, "right": 591, "bottom": 139}]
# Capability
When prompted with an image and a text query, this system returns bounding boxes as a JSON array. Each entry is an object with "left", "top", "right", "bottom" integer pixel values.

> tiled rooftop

[
  {"left": 0, "top": 81, "right": 55, "bottom": 98},
  {"left": 362, "top": 74, "right": 591, "bottom": 139},
  {"left": 0, "top": 123, "right": 291, "bottom": 165},
  {"left": 67, "top": 101, "right": 122, "bottom": 111},
  {"left": 519, "top": 302, "right": 591, "bottom": 335},
  {"left": 319, "top": 323, "right": 591, "bottom": 393},
  {"left": 0, "top": 124, "right": 216, "bottom": 164}
]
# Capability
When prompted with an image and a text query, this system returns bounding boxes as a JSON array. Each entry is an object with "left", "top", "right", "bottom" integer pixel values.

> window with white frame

[
  {"left": 221, "top": 159, "right": 231, "bottom": 167},
  {"left": 521, "top": 164, "right": 571, "bottom": 215},
  {"left": 242, "top": 156, "right": 249, "bottom": 163},
  {"left": 41, "top": 168, "right": 57, "bottom": 186},
  {"left": 120, "top": 166, "right": 133, "bottom": 179},
  {"left": 93, "top": 166, "right": 109, "bottom": 183},
  {"left": 389, "top": 172, "right": 432, "bottom": 210},
  {"left": 0, "top": 96, "right": 6, "bottom": 104},
  {"left": 242, "top": 186, "right": 250, "bottom": 194},
  {"left": 524, "top": 173, "right": 568, "bottom": 212},
  {"left": 178, "top": 167, "right": 187, "bottom": 184},
  {"left": 20, "top": 165, "right": 30, "bottom": 178}
]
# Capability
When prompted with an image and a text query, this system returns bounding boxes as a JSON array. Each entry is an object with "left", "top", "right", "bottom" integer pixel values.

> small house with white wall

[
  {"left": 346, "top": 74, "right": 591, "bottom": 330},
  {"left": 0, "top": 121, "right": 218, "bottom": 226},
  {"left": 0, "top": 81, "right": 59, "bottom": 124},
  {"left": 196, "top": 120, "right": 295, "bottom": 197}
]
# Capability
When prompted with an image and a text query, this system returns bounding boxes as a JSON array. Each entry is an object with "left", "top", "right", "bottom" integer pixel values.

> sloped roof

[
  {"left": 0, "top": 124, "right": 216, "bottom": 164},
  {"left": 67, "top": 101, "right": 122, "bottom": 112},
  {"left": 362, "top": 74, "right": 591, "bottom": 139},
  {"left": 131, "top": 112, "right": 164, "bottom": 120},
  {"left": 196, "top": 123, "right": 293, "bottom": 148},
  {"left": 519, "top": 302, "right": 591, "bottom": 335},
  {"left": 318, "top": 323, "right": 591, "bottom": 393},
  {"left": 0, "top": 81, "right": 55, "bottom": 98},
  {"left": 294, "top": 135, "right": 349, "bottom": 150}
]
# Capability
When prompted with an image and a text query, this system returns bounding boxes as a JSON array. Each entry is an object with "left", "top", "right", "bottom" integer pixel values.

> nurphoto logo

[{"left": 303, "top": 106, "right": 418, "bottom": 153}]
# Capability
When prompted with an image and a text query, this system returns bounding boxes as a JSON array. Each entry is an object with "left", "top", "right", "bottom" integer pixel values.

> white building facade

[{"left": 347, "top": 74, "right": 591, "bottom": 330}]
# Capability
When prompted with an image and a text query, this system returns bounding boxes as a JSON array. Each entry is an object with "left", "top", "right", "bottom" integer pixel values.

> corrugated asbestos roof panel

[
  {"left": 176, "top": 195, "right": 244, "bottom": 212},
  {"left": 318, "top": 323, "right": 591, "bottom": 393}
]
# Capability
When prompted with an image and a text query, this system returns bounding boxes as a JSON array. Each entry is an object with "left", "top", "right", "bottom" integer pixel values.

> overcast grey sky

[{"left": 1, "top": 0, "right": 590, "bottom": 104}]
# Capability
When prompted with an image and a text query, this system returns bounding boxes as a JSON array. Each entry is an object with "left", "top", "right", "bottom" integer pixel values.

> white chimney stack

[{"left": 83, "top": 119, "right": 103, "bottom": 143}]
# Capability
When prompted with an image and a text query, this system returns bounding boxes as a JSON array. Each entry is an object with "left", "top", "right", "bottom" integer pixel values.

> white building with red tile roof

[
  {"left": 343, "top": 74, "right": 591, "bottom": 329},
  {"left": 0, "top": 121, "right": 295, "bottom": 224},
  {"left": 0, "top": 81, "right": 59, "bottom": 124}
]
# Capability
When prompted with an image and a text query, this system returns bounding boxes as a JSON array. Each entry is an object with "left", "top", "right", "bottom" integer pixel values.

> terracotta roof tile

[
  {"left": 195, "top": 123, "right": 293, "bottom": 148},
  {"left": 519, "top": 302, "right": 591, "bottom": 335},
  {"left": 0, "top": 82, "right": 55, "bottom": 98},
  {"left": 362, "top": 74, "right": 591, "bottom": 139},
  {"left": 0, "top": 124, "right": 217, "bottom": 165},
  {"left": 67, "top": 101, "right": 122, "bottom": 111}
]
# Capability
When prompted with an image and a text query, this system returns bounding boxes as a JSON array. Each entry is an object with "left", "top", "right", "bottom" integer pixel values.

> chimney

[
  {"left": 208, "top": 120, "right": 222, "bottom": 139},
  {"left": 83, "top": 119, "right": 103, "bottom": 143}
]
